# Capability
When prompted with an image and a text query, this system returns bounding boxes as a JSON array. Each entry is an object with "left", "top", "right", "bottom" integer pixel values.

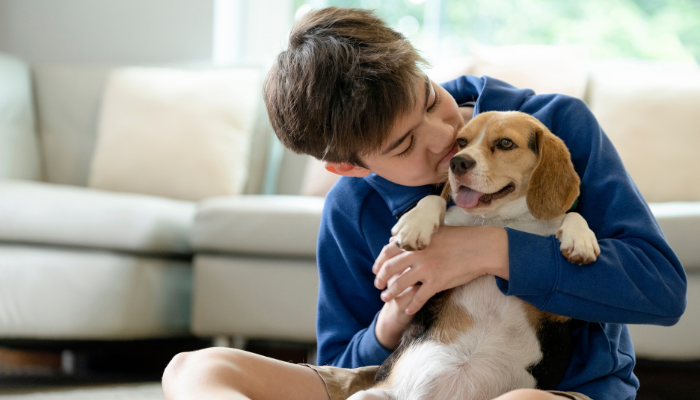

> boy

[{"left": 162, "top": 7, "right": 686, "bottom": 400}]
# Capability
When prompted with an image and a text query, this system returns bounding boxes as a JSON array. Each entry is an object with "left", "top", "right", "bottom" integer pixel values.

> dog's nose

[{"left": 450, "top": 155, "right": 476, "bottom": 176}]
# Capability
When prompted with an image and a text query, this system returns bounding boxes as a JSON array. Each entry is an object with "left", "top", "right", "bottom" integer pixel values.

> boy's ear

[{"left": 324, "top": 161, "right": 371, "bottom": 177}]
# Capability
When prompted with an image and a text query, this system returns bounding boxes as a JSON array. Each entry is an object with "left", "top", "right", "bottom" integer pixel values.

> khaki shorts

[{"left": 305, "top": 365, "right": 593, "bottom": 400}]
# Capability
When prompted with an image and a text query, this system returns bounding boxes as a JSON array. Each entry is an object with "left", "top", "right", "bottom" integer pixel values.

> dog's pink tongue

[{"left": 455, "top": 187, "right": 483, "bottom": 209}]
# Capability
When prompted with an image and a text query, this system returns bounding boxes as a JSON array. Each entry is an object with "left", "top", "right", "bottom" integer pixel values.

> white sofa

[
  {"left": 0, "top": 52, "right": 303, "bottom": 343},
  {"left": 1, "top": 49, "right": 698, "bottom": 364}
]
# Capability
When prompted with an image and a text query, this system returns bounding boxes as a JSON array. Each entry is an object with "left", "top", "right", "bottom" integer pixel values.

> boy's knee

[
  {"left": 163, "top": 351, "right": 189, "bottom": 382},
  {"left": 162, "top": 348, "right": 247, "bottom": 389},
  {"left": 495, "top": 389, "right": 562, "bottom": 400}
]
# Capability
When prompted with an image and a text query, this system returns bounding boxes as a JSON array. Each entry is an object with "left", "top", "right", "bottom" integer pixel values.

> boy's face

[{"left": 327, "top": 76, "right": 465, "bottom": 187}]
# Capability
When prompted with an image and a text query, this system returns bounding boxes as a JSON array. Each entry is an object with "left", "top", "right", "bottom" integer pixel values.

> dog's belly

[{"left": 387, "top": 276, "right": 542, "bottom": 400}]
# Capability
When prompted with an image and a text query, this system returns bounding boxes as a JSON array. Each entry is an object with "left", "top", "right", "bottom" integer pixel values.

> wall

[{"left": 0, "top": 0, "right": 215, "bottom": 64}]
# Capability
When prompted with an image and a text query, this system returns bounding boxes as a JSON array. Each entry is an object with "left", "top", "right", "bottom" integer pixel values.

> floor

[
  {"left": 1, "top": 340, "right": 699, "bottom": 399},
  {"left": 634, "top": 359, "right": 700, "bottom": 400}
]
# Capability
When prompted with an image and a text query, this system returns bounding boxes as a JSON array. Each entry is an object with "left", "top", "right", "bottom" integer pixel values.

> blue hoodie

[{"left": 315, "top": 75, "right": 687, "bottom": 400}]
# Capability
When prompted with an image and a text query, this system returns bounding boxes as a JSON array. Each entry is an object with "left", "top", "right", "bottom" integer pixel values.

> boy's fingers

[
  {"left": 394, "top": 284, "right": 420, "bottom": 309},
  {"left": 373, "top": 242, "right": 403, "bottom": 274},
  {"left": 405, "top": 284, "right": 436, "bottom": 315},
  {"left": 374, "top": 252, "right": 412, "bottom": 290},
  {"left": 380, "top": 267, "right": 418, "bottom": 302},
  {"left": 386, "top": 269, "right": 406, "bottom": 288}
]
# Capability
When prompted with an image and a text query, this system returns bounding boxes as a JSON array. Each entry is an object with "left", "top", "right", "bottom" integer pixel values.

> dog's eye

[
  {"left": 497, "top": 139, "right": 516, "bottom": 150},
  {"left": 456, "top": 138, "right": 468, "bottom": 148}
]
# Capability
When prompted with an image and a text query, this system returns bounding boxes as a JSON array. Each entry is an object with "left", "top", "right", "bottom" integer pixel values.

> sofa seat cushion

[
  {"left": 0, "top": 244, "right": 191, "bottom": 339},
  {"left": 650, "top": 202, "right": 700, "bottom": 272},
  {"left": 191, "top": 195, "right": 324, "bottom": 257},
  {"left": 191, "top": 255, "right": 318, "bottom": 341},
  {"left": 0, "top": 180, "right": 195, "bottom": 254}
]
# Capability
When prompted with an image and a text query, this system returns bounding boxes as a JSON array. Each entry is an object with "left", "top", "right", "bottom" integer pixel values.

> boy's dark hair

[{"left": 264, "top": 7, "right": 427, "bottom": 167}]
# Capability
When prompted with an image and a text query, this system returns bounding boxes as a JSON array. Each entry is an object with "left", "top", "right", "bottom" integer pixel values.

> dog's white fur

[
  {"left": 348, "top": 112, "right": 599, "bottom": 400},
  {"left": 350, "top": 275, "right": 542, "bottom": 400}
]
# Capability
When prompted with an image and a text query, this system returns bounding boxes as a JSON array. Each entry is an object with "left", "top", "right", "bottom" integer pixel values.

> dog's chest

[
  {"left": 444, "top": 197, "right": 563, "bottom": 237},
  {"left": 447, "top": 276, "right": 542, "bottom": 367}
]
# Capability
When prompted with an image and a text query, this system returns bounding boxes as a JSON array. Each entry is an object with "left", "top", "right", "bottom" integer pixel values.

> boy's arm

[{"left": 315, "top": 180, "right": 399, "bottom": 368}]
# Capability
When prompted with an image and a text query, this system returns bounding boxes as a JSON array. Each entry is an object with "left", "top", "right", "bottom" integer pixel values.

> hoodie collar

[{"left": 364, "top": 173, "right": 439, "bottom": 218}]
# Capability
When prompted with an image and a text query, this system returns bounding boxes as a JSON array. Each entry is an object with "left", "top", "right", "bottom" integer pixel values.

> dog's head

[{"left": 443, "top": 111, "right": 580, "bottom": 220}]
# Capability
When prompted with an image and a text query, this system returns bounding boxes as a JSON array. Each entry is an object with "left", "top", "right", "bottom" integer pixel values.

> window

[{"left": 294, "top": 0, "right": 700, "bottom": 64}]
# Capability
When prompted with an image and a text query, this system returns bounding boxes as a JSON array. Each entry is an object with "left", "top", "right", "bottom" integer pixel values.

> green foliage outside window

[{"left": 293, "top": 0, "right": 700, "bottom": 64}]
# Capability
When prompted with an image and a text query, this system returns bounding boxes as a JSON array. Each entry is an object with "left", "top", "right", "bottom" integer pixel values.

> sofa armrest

[
  {"left": 650, "top": 202, "right": 700, "bottom": 272},
  {"left": 191, "top": 195, "right": 324, "bottom": 257}
]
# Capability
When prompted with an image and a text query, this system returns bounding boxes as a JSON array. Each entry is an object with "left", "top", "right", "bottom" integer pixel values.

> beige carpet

[{"left": 0, "top": 383, "right": 165, "bottom": 400}]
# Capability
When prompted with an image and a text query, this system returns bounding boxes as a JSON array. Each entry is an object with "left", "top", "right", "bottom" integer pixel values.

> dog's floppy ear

[
  {"left": 526, "top": 119, "right": 580, "bottom": 220},
  {"left": 440, "top": 181, "right": 452, "bottom": 201}
]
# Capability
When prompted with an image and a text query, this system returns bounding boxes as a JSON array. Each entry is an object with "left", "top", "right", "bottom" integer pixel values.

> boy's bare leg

[
  {"left": 162, "top": 347, "right": 329, "bottom": 400},
  {"left": 495, "top": 389, "right": 575, "bottom": 400}
]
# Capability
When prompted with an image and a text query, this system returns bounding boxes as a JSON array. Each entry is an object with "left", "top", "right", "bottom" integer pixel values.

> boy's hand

[
  {"left": 375, "top": 283, "right": 420, "bottom": 350},
  {"left": 373, "top": 225, "right": 509, "bottom": 315}
]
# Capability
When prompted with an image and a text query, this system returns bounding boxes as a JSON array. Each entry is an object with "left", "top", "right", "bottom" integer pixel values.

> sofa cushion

[
  {"left": 650, "top": 202, "right": 700, "bottom": 272},
  {"left": 32, "top": 64, "right": 115, "bottom": 186},
  {"left": 0, "top": 53, "right": 42, "bottom": 181},
  {"left": 191, "top": 255, "right": 318, "bottom": 341},
  {"left": 31, "top": 62, "right": 272, "bottom": 195},
  {"left": 0, "top": 244, "right": 191, "bottom": 339},
  {"left": 588, "top": 61, "right": 700, "bottom": 202},
  {"left": 191, "top": 195, "right": 324, "bottom": 257},
  {"left": 469, "top": 43, "right": 589, "bottom": 99},
  {"left": 299, "top": 156, "right": 340, "bottom": 197},
  {"left": 0, "top": 180, "right": 195, "bottom": 254},
  {"left": 628, "top": 272, "right": 700, "bottom": 360},
  {"left": 88, "top": 67, "right": 262, "bottom": 201}
]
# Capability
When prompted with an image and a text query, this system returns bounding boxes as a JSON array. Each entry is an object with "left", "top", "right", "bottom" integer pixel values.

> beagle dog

[{"left": 348, "top": 111, "right": 600, "bottom": 400}]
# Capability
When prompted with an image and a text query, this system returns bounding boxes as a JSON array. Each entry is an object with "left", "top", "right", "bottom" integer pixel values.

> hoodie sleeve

[{"left": 315, "top": 178, "right": 394, "bottom": 368}]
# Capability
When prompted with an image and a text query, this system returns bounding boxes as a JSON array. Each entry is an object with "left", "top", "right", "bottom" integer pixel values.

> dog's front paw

[
  {"left": 391, "top": 195, "right": 446, "bottom": 251},
  {"left": 392, "top": 213, "right": 437, "bottom": 251},
  {"left": 557, "top": 212, "right": 601, "bottom": 265}
]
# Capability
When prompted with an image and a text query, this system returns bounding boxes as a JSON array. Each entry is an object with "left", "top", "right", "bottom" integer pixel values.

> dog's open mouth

[{"left": 454, "top": 183, "right": 515, "bottom": 209}]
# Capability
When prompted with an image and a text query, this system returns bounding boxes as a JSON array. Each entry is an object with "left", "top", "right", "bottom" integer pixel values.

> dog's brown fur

[
  {"left": 429, "top": 290, "right": 474, "bottom": 344},
  {"left": 526, "top": 119, "right": 581, "bottom": 220}
]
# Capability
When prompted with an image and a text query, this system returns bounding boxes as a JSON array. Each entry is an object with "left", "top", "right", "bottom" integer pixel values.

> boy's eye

[
  {"left": 456, "top": 138, "right": 468, "bottom": 148},
  {"left": 397, "top": 135, "right": 415, "bottom": 158}
]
